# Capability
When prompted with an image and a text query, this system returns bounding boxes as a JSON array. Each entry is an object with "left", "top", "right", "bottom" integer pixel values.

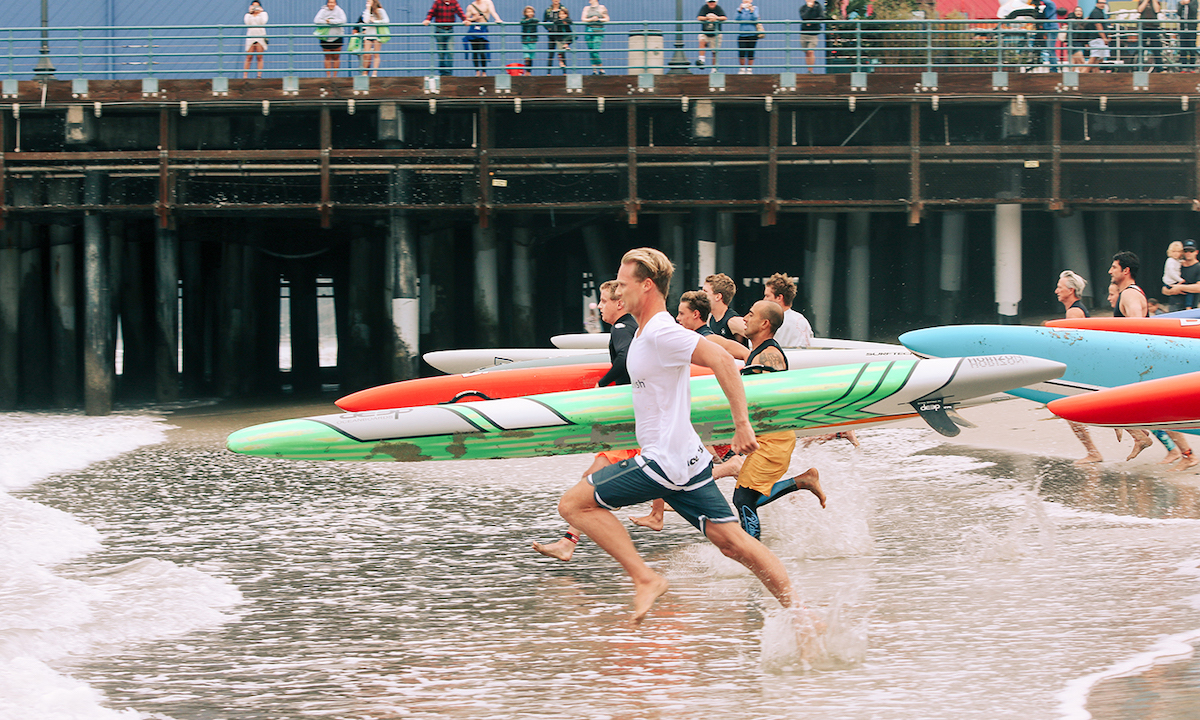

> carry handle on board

[{"left": 911, "top": 398, "right": 971, "bottom": 437}]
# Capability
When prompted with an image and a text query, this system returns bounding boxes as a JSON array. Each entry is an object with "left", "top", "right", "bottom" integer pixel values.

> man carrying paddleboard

[{"left": 558, "top": 248, "right": 800, "bottom": 622}]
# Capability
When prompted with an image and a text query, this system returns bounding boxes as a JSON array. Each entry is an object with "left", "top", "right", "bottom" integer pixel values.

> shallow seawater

[{"left": 8, "top": 415, "right": 1200, "bottom": 720}]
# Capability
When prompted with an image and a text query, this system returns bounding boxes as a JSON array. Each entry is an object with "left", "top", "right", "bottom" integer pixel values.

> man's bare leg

[
  {"left": 559, "top": 480, "right": 669, "bottom": 622},
  {"left": 1126, "top": 429, "right": 1153, "bottom": 460},
  {"left": 533, "top": 454, "right": 613, "bottom": 560},
  {"left": 1070, "top": 421, "right": 1104, "bottom": 465},
  {"left": 704, "top": 520, "right": 795, "bottom": 607}
]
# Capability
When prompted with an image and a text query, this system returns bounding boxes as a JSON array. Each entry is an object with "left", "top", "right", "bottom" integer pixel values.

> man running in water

[{"left": 557, "top": 248, "right": 799, "bottom": 622}]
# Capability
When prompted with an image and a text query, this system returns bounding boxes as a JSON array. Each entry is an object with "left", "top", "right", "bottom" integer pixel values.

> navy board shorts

[{"left": 588, "top": 455, "right": 738, "bottom": 533}]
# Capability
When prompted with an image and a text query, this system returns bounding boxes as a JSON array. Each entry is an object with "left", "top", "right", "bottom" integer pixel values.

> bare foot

[
  {"left": 1172, "top": 455, "right": 1199, "bottom": 472},
  {"left": 629, "top": 512, "right": 664, "bottom": 531},
  {"left": 837, "top": 431, "right": 860, "bottom": 448},
  {"left": 531, "top": 538, "right": 576, "bottom": 561},
  {"left": 1114, "top": 428, "right": 1124, "bottom": 442},
  {"left": 791, "top": 606, "right": 828, "bottom": 664},
  {"left": 1126, "top": 436, "right": 1153, "bottom": 461},
  {"left": 713, "top": 453, "right": 745, "bottom": 479},
  {"left": 1074, "top": 453, "right": 1104, "bottom": 466},
  {"left": 1159, "top": 449, "right": 1182, "bottom": 464},
  {"left": 632, "top": 575, "right": 670, "bottom": 623},
  {"left": 794, "top": 467, "right": 826, "bottom": 508}
]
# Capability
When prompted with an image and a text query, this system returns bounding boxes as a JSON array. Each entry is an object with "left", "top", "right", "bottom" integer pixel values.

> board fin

[
  {"left": 945, "top": 408, "right": 976, "bottom": 429},
  {"left": 912, "top": 398, "right": 961, "bottom": 437}
]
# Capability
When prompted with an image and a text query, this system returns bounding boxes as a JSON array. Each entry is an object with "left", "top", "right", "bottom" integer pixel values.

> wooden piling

[{"left": 82, "top": 171, "right": 113, "bottom": 416}]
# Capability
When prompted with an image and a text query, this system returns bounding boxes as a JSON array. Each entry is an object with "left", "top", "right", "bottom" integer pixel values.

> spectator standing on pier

[
  {"left": 1087, "top": 0, "right": 1110, "bottom": 70},
  {"left": 1055, "top": 6, "right": 1069, "bottom": 65},
  {"left": 243, "top": 2, "right": 268, "bottom": 79},
  {"left": 423, "top": 0, "right": 467, "bottom": 76},
  {"left": 520, "top": 6, "right": 540, "bottom": 71},
  {"left": 1068, "top": 5, "right": 1088, "bottom": 72},
  {"left": 581, "top": 0, "right": 609, "bottom": 74},
  {"left": 314, "top": 0, "right": 348, "bottom": 78},
  {"left": 464, "top": 3, "right": 491, "bottom": 76},
  {"left": 1180, "top": 0, "right": 1197, "bottom": 70},
  {"left": 1137, "top": 0, "right": 1162, "bottom": 70},
  {"left": 551, "top": 7, "right": 575, "bottom": 71},
  {"left": 1033, "top": 0, "right": 1058, "bottom": 66},
  {"left": 1161, "top": 241, "right": 1185, "bottom": 311},
  {"left": 544, "top": 0, "right": 566, "bottom": 71},
  {"left": 355, "top": 0, "right": 390, "bottom": 77},
  {"left": 696, "top": 0, "right": 727, "bottom": 70},
  {"left": 735, "top": 0, "right": 761, "bottom": 74},
  {"left": 799, "top": 0, "right": 826, "bottom": 71}
]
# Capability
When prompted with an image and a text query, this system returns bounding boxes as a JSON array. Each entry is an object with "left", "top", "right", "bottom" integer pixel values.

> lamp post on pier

[
  {"left": 35, "top": 0, "right": 57, "bottom": 78},
  {"left": 668, "top": 0, "right": 690, "bottom": 73}
]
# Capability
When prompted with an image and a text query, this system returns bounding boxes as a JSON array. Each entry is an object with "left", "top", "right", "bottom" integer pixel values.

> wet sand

[{"left": 157, "top": 393, "right": 1200, "bottom": 719}]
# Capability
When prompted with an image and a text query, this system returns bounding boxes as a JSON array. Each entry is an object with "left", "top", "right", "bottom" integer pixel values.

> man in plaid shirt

[{"left": 422, "top": 0, "right": 466, "bottom": 75}]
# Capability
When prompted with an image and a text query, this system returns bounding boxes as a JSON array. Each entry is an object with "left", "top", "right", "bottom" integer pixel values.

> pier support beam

[
  {"left": 939, "top": 211, "right": 966, "bottom": 325},
  {"left": 810, "top": 213, "right": 837, "bottom": 338},
  {"left": 846, "top": 212, "right": 870, "bottom": 341},
  {"left": 389, "top": 172, "right": 419, "bottom": 381},
  {"left": 660, "top": 214, "right": 685, "bottom": 311},
  {"left": 82, "top": 171, "right": 113, "bottom": 415},
  {"left": 473, "top": 223, "right": 500, "bottom": 347},
  {"left": 49, "top": 179, "right": 79, "bottom": 407},
  {"left": 154, "top": 224, "right": 180, "bottom": 401},
  {"left": 1054, "top": 212, "right": 1092, "bottom": 305},
  {"left": 17, "top": 181, "right": 50, "bottom": 408},
  {"left": 1094, "top": 210, "right": 1119, "bottom": 304},
  {"left": 289, "top": 262, "right": 321, "bottom": 394},
  {"left": 0, "top": 237, "right": 16, "bottom": 410},
  {"left": 512, "top": 220, "right": 535, "bottom": 346},
  {"left": 715, "top": 211, "right": 735, "bottom": 280},
  {"left": 994, "top": 203, "right": 1022, "bottom": 323}
]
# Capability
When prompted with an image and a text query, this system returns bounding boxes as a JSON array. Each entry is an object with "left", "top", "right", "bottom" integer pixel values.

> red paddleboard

[
  {"left": 1047, "top": 371, "right": 1200, "bottom": 430},
  {"left": 1045, "top": 317, "right": 1200, "bottom": 339},
  {"left": 337, "top": 363, "right": 714, "bottom": 412}
]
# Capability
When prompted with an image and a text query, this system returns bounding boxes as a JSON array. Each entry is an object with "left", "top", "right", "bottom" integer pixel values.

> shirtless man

[
  {"left": 1109, "top": 251, "right": 1148, "bottom": 319},
  {"left": 558, "top": 248, "right": 800, "bottom": 622}
]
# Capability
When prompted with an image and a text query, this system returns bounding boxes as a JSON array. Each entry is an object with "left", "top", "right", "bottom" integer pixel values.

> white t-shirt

[
  {"left": 775, "top": 308, "right": 813, "bottom": 348},
  {"left": 1164, "top": 256, "right": 1183, "bottom": 286},
  {"left": 626, "top": 311, "right": 709, "bottom": 486}
]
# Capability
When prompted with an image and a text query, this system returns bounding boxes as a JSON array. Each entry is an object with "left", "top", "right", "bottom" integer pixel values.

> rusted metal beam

[
  {"left": 626, "top": 101, "right": 638, "bottom": 225},
  {"left": 157, "top": 109, "right": 171, "bottom": 229},
  {"left": 764, "top": 102, "right": 778, "bottom": 227},
  {"left": 477, "top": 105, "right": 491, "bottom": 229},
  {"left": 1050, "top": 101, "right": 1063, "bottom": 211},
  {"left": 319, "top": 106, "right": 331, "bottom": 229},
  {"left": 908, "top": 102, "right": 922, "bottom": 226}
]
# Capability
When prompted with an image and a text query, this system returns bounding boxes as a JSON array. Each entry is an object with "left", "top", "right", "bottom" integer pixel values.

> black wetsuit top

[
  {"left": 695, "top": 323, "right": 715, "bottom": 336},
  {"left": 597, "top": 313, "right": 637, "bottom": 386},
  {"left": 1069, "top": 300, "right": 1090, "bottom": 317},
  {"left": 1113, "top": 284, "right": 1146, "bottom": 318},
  {"left": 741, "top": 337, "right": 787, "bottom": 374},
  {"left": 707, "top": 308, "right": 743, "bottom": 342}
]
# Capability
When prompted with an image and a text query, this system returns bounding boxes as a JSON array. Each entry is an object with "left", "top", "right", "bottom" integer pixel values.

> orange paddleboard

[
  {"left": 1045, "top": 317, "right": 1200, "bottom": 339},
  {"left": 1047, "top": 371, "right": 1200, "bottom": 430},
  {"left": 337, "top": 363, "right": 713, "bottom": 412}
]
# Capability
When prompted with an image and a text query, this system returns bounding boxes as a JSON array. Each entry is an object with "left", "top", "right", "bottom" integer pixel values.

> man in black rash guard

[
  {"left": 703, "top": 272, "right": 748, "bottom": 345},
  {"left": 731, "top": 300, "right": 825, "bottom": 540},
  {"left": 596, "top": 280, "right": 637, "bottom": 387}
]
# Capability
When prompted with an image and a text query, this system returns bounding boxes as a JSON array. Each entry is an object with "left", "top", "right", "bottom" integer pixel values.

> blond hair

[
  {"left": 1059, "top": 270, "right": 1087, "bottom": 297},
  {"left": 1169, "top": 241, "right": 1184, "bottom": 255},
  {"left": 599, "top": 279, "right": 619, "bottom": 301},
  {"left": 704, "top": 273, "right": 737, "bottom": 305},
  {"left": 621, "top": 247, "right": 674, "bottom": 298}
]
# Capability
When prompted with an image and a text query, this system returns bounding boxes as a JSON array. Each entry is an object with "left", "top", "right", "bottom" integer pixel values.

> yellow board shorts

[{"left": 736, "top": 431, "right": 796, "bottom": 495}]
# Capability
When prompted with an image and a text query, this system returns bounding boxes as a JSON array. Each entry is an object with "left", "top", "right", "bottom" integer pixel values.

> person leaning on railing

[
  {"left": 581, "top": 0, "right": 609, "bottom": 74},
  {"left": 1137, "top": 0, "right": 1162, "bottom": 71},
  {"left": 423, "top": 0, "right": 466, "bottom": 76},
  {"left": 244, "top": 1, "right": 268, "bottom": 79},
  {"left": 735, "top": 0, "right": 760, "bottom": 74},
  {"left": 314, "top": 0, "right": 348, "bottom": 78},
  {"left": 799, "top": 0, "right": 826, "bottom": 71}
]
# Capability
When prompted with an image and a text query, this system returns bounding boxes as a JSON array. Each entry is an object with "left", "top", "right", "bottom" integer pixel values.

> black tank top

[
  {"left": 708, "top": 308, "right": 742, "bottom": 342},
  {"left": 742, "top": 338, "right": 787, "bottom": 374},
  {"left": 1069, "top": 300, "right": 1090, "bottom": 318},
  {"left": 1114, "top": 284, "right": 1146, "bottom": 318}
]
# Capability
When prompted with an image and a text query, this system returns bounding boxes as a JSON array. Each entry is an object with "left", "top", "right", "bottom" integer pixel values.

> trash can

[{"left": 628, "top": 31, "right": 664, "bottom": 74}]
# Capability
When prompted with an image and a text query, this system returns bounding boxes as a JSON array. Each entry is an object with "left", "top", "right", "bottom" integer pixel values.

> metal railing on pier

[{"left": 1, "top": 18, "right": 1196, "bottom": 81}]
